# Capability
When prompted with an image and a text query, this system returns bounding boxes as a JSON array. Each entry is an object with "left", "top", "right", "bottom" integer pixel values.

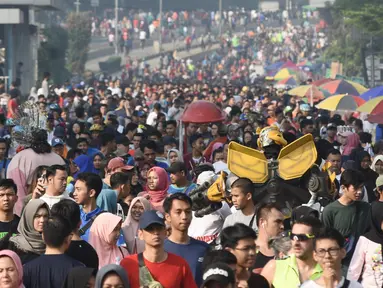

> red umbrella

[
  {"left": 312, "top": 78, "right": 332, "bottom": 87},
  {"left": 181, "top": 100, "right": 226, "bottom": 123}
]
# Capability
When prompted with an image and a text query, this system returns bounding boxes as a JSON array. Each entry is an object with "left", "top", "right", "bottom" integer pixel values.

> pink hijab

[
  {"left": 122, "top": 197, "right": 152, "bottom": 254},
  {"left": 342, "top": 133, "right": 360, "bottom": 156},
  {"left": 145, "top": 166, "right": 169, "bottom": 205},
  {"left": 88, "top": 213, "right": 128, "bottom": 268},
  {"left": 0, "top": 250, "right": 23, "bottom": 288}
]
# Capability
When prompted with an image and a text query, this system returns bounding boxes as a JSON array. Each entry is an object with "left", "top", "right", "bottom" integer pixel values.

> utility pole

[
  {"left": 371, "top": 36, "right": 375, "bottom": 87},
  {"left": 115, "top": 0, "right": 118, "bottom": 55},
  {"left": 219, "top": 0, "right": 222, "bottom": 37},
  {"left": 75, "top": 0, "right": 80, "bottom": 13},
  {"left": 159, "top": 0, "right": 163, "bottom": 52}
]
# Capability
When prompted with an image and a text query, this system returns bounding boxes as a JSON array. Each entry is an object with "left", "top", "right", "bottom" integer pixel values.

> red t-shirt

[{"left": 120, "top": 253, "right": 197, "bottom": 288}]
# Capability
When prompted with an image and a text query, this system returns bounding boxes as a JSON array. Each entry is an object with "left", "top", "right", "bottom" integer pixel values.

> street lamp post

[
  {"left": 219, "top": 0, "right": 222, "bottom": 37},
  {"left": 158, "top": 0, "right": 163, "bottom": 52},
  {"left": 75, "top": 0, "right": 80, "bottom": 13},
  {"left": 115, "top": 0, "right": 118, "bottom": 55}
]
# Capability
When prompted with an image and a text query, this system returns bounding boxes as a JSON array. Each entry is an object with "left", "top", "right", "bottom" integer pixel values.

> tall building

[{"left": 0, "top": 0, "right": 64, "bottom": 94}]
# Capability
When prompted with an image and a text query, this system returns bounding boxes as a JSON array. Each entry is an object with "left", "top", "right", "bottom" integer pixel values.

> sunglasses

[{"left": 289, "top": 232, "right": 315, "bottom": 242}]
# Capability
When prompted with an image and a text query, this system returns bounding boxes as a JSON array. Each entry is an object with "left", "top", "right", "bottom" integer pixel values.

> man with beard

[{"left": 261, "top": 216, "right": 323, "bottom": 288}]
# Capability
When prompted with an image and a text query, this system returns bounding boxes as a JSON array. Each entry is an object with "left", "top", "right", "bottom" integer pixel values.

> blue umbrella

[
  {"left": 360, "top": 86, "right": 383, "bottom": 101},
  {"left": 264, "top": 61, "right": 284, "bottom": 71}
]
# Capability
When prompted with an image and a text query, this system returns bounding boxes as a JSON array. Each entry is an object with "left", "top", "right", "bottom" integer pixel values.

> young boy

[{"left": 301, "top": 228, "right": 362, "bottom": 288}]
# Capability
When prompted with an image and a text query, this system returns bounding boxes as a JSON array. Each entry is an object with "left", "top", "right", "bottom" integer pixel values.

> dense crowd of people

[{"left": 0, "top": 7, "right": 381, "bottom": 288}]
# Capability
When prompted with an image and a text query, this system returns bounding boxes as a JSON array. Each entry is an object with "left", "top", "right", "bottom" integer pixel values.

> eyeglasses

[
  {"left": 289, "top": 232, "right": 315, "bottom": 242},
  {"left": 234, "top": 245, "right": 257, "bottom": 253},
  {"left": 315, "top": 247, "right": 341, "bottom": 258}
]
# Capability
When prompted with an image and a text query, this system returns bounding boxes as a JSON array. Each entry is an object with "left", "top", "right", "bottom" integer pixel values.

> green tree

[
  {"left": 66, "top": 12, "right": 92, "bottom": 75},
  {"left": 344, "top": 4, "right": 383, "bottom": 36},
  {"left": 38, "top": 26, "right": 70, "bottom": 84}
]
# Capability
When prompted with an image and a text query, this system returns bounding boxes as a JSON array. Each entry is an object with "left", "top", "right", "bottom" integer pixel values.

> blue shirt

[
  {"left": 164, "top": 238, "right": 209, "bottom": 287},
  {"left": 97, "top": 189, "right": 118, "bottom": 214},
  {"left": 86, "top": 147, "right": 101, "bottom": 158},
  {"left": 167, "top": 183, "right": 198, "bottom": 195},
  {"left": 80, "top": 206, "right": 103, "bottom": 242},
  {"left": 0, "top": 159, "right": 10, "bottom": 176}
]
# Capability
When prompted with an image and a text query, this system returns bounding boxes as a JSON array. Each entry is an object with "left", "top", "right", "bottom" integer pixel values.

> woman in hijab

[
  {"left": 339, "top": 132, "right": 360, "bottom": 162},
  {"left": 167, "top": 148, "right": 183, "bottom": 165},
  {"left": 122, "top": 197, "right": 152, "bottom": 254},
  {"left": 356, "top": 151, "right": 378, "bottom": 202},
  {"left": 348, "top": 201, "right": 383, "bottom": 287},
  {"left": 92, "top": 153, "right": 104, "bottom": 176},
  {"left": 62, "top": 267, "right": 97, "bottom": 288},
  {"left": 73, "top": 154, "right": 98, "bottom": 178},
  {"left": 0, "top": 250, "right": 24, "bottom": 288},
  {"left": 8, "top": 200, "right": 49, "bottom": 264},
  {"left": 139, "top": 167, "right": 169, "bottom": 212},
  {"left": 371, "top": 155, "right": 383, "bottom": 176},
  {"left": 209, "top": 143, "right": 223, "bottom": 162},
  {"left": 95, "top": 264, "right": 130, "bottom": 288},
  {"left": 88, "top": 213, "right": 128, "bottom": 269}
]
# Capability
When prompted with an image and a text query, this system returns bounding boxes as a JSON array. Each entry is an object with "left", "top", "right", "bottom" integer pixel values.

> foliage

[
  {"left": 38, "top": 26, "right": 70, "bottom": 84},
  {"left": 344, "top": 4, "right": 383, "bottom": 36},
  {"left": 325, "top": 0, "right": 383, "bottom": 78},
  {"left": 66, "top": 12, "right": 92, "bottom": 76}
]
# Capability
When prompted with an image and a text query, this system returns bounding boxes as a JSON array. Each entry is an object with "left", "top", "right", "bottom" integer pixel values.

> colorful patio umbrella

[
  {"left": 320, "top": 80, "right": 368, "bottom": 96},
  {"left": 316, "top": 94, "right": 366, "bottom": 111},
  {"left": 357, "top": 96, "right": 383, "bottom": 115},
  {"left": 273, "top": 68, "right": 299, "bottom": 81},
  {"left": 360, "top": 86, "right": 383, "bottom": 101},
  {"left": 312, "top": 78, "right": 332, "bottom": 87},
  {"left": 275, "top": 76, "right": 297, "bottom": 88},
  {"left": 264, "top": 61, "right": 284, "bottom": 71},
  {"left": 288, "top": 85, "right": 330, "bottom": 104}
]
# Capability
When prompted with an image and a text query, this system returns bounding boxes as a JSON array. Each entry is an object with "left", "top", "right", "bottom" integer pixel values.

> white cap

[{"left": 197, "top": 171, "right": 218, "bottom": 186}]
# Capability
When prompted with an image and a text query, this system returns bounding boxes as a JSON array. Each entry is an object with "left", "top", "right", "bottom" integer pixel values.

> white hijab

[{"left": 167, "top": 148, "right": 183, "bottom": 165}]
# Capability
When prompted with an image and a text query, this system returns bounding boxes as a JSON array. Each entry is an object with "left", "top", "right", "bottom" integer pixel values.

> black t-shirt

[
  {"left": 253, "top": 251, "right": 274, "bottom": 270},
  {"left": 248, "top": 273, "right": 271, "bottom": 288},
  {"left": 66, "top": 240, "right": 99, "bottom": 269},
  {"left": 0, "top": 216, "right": 20, "bottom": 240},
  {"left": 23, "top": 254, "right": 84, "bottom": 288}
]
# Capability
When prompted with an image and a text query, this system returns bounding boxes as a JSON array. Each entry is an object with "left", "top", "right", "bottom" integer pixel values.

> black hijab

[
  {"left": 364, "top": 201, "right": 383, "bottom": 256},
  {"left": 62, "top": 267, "right": 97, "bottom": 288}
]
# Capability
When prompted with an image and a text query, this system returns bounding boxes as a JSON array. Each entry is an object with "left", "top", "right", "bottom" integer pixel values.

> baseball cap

[
  {"left": 327, "top": 123, "right": 337, "bottom": 130},
  {"left": 139, "top": 210, "right": 165, "bottom": 230},
  {"left": 137, "top": 111, "right": 146, "bottom": 117},
  {"left": 376, "top": 175, "right": 383, "bottom": 187},
  {"left": 197, "top": 171, "right": 218, "bottom": 186},
  {"left": 166, "top": 161, "right": 187, "bottom": 174},
  {"left": 107, "top": 157, "right": 134, "bottom": 171},
  {"left": 51, "top": 137, "right": 64, "bottom": 147},
  {"left": 163, "top": 136, "right": 177, "bottom": 146},
  {"left": 53, "top": 126, "right": 65, "bottom": 138},
  {"left": 201, "top": 263, "right": 235, "bottom": 287}
]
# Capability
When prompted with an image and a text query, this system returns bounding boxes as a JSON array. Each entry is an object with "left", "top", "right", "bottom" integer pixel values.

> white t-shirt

[
  {"left": 188, "top": 202, "right": 232, "bottom": 244},
  {"left": 223, "top": 209, "right": 258, "bottom": 231},
  {"left": 139, "top": 30, "right": 146, "bottom": 40},
  {"left": 301, "top": 277, "right": 362, "bottom": 288}
]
